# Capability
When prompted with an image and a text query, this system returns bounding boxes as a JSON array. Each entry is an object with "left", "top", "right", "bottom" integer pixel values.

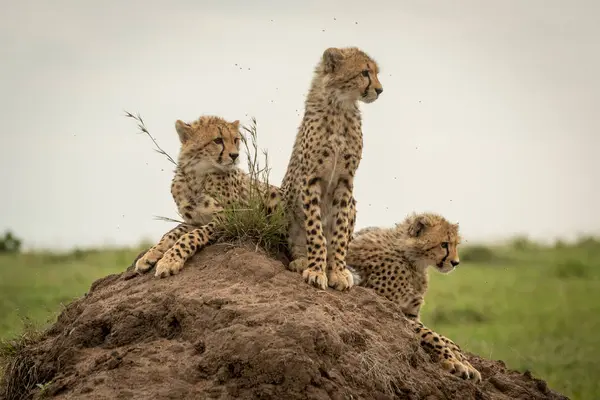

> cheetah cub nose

[
  {"left": 451, "top": 260, "right": 460, "bottom": 267},
  {"left": 229, "top": 153, "right": 239, "bottom": 161},
  {"left": 375, "top": 88, "right": 383, "bottom": 95}
]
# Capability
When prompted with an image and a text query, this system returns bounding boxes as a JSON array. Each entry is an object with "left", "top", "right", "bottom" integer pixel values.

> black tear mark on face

[
  {"left": 216, "top": 127, "right": 225, "bottom": 163},
  {"left": 362, "top": 70, "right": 372, "bottom": 98},
  {"left": 437, "top": 237, "right": 451, "bottom": 268},
  {"left": 439, "top": 246, "right": 449, "bottom": 267}
]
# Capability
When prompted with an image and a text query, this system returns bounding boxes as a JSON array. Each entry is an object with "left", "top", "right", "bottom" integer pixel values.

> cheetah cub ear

[
  {"left": 175, "top": 120, "right": 192, "bottom": 144},
  {"left": 408, "top": 215, "right": 432, "bottom": 238},
  {"left": 322, "top": 47, "right": 344, "bottom": 73}
]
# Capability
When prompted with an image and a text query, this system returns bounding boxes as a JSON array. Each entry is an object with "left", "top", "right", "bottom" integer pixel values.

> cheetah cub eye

[
  {"left": 361, "top": 70, "right": 369, "bottom": 77},
  {"left": 213, "top": 138, "right": 224, "bottom": 145},
  {"left": 441, "top": 242, "right": 449, "bottom": 248}
]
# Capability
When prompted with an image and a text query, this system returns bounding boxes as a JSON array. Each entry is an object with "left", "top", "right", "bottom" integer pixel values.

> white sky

[{"left": 1, "top": 0, "right": 598, "bottom": 249}]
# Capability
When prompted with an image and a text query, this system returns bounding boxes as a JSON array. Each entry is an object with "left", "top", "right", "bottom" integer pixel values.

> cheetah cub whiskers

[
  {"left": 347, "top": 212, "right": 482, "bottom": 382},
  {"left": 281, "top": 46, "right": 383, "bottom": 291},
  {"left": 135, "top": 116, "right": 280, "bottom": 278}
]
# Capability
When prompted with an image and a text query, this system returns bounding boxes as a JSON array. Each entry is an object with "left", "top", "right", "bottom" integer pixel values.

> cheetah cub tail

[{"left": 346, "top": 265, "right": 363, "bottom": 286}]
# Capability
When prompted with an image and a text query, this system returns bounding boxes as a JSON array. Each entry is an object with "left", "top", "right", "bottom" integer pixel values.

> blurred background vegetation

[{"left": 0, "top": 230, "right": 598, "bottom": 399}]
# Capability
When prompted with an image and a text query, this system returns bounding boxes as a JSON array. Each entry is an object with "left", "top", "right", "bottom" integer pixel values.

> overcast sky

[{"left": 1, "top": 0, "right": 598, "bottom": 250}]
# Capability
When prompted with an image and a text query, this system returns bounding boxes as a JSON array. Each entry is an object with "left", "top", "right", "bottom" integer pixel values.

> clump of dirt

[{"left": 1, "top": 245, "right": 567, "bottom": 400}]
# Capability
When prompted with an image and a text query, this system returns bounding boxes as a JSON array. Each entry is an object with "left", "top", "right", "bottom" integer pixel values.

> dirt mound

[{"left": 1, "top": 245, "right": 567, "bottom": 400}]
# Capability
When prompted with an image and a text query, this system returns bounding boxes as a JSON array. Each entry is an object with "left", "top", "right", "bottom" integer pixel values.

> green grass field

[{"left": 1, "top": 239, "right": 598, "bottom": 399}]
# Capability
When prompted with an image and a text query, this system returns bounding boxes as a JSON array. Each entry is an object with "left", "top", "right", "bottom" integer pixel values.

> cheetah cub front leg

[
  {"left": 299, "top": 177, "right": 329, "bottom": 290},
  {"left": 408, "top": 318, "right": 481, "bottom": 382},
  {"left": 154, "top": 221, "right": 217, "bottom": 278},
  {"left": 326, "top": 180, "right": 355, "bottom": 290}
]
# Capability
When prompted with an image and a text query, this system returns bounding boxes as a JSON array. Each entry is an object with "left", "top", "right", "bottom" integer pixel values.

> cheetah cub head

[
  {"left": 174, "top": 116, "right": 241, "bottom": 174},
  {"left": 317, "top": 46, "right": 383, "bottom": 104},
  {"left": 402, "top": 213, "right": 461, "bottom": 273}
]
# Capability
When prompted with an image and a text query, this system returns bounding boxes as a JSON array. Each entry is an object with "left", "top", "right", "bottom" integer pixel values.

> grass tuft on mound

[{"left": 0, "top": 318, "right": 46, "bottom": 400}]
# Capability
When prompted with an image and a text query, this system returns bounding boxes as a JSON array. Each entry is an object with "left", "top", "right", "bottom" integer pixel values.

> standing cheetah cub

[
  {"left": 281, "top": 46, "right": 383, "bottom": 291},
  {"left": 347, "top": 213, "right": 482, "bottom": 382},
  {"left": 135, "top": 116, "right": 280, "bottom": 278}
]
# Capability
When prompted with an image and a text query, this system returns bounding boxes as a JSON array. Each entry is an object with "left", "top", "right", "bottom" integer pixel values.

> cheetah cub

[
  {"left": 281, "top": 46, "right": 383, "bottom": 291},
  {"left": 346, "top": 213, "right": 482, "bottom": 382},
  {"left": 135, "top": 116, "right": 280, "bottom": 278}
]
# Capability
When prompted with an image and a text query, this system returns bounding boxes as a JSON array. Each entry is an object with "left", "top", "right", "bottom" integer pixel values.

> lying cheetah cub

[
  {"left": 347, "top": 213, "right": 482, "bottom": 382},
  {"left": 135, "top": 116, "right": 280, "bottom": 278},
  {"left": 281, "top": 46, "right": 383, "bottom": 291}
]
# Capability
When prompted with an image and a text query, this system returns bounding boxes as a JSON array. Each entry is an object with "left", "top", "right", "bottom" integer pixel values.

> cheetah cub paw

[
  {"left": 441, "top": 358, "right": 482, "bottom": 383},
  {"left": 154, "top": 253, "right": 185, "bottom": 278},
  {"left": 449, "top": 348, "right": 482, "bottom": 383},
  {"left": 327, "top": 267, "right": 354, "bottom": 291},
  {"left": 461, "top": 359, "right": 482, "bottom": 383},
  {"left": 135, "top": 248, "right": 163, "bottom": 273},
  {"left": 302, "top": 267, "right": 328, "bottom": 290}
]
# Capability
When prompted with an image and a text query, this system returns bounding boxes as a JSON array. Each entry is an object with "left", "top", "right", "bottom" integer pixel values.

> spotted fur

[
  {"left": 281, "top": 46, "right": 383, "bottom": 291},
  {"left": 346, "top": 212, "right": 482, "bottom": 382}
]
